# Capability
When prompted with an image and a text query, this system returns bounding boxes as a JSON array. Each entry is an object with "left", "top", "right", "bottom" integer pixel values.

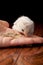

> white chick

[{"left": 12, "top": 16, "right": 34, "bottom": 36}]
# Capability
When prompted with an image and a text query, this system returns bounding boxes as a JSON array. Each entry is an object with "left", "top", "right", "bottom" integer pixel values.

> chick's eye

[{"left": 22, "top": 29, "right": 24, "bottom": 32}]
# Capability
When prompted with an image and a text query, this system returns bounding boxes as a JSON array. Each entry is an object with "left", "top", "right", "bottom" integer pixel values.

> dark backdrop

[{"left": 0, "top": 3, "right": 43, "bottom": 27}]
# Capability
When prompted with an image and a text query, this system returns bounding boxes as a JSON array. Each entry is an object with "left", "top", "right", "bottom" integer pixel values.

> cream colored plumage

[{"left": 12, "top": 16, "right": 34, "bottom": 36}]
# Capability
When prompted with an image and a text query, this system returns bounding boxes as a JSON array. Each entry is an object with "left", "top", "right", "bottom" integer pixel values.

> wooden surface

[{"left": 0, "top": 23, "right": 43, "bottom": 65}]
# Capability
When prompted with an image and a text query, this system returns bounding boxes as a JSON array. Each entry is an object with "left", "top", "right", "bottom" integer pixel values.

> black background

[{"left": 0, "top": 2, "right": 43, "bottom": 26}]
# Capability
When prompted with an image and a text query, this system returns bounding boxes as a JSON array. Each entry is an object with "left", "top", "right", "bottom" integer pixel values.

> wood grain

[{"left": 0, "top": 23, "right": 43, "bottom": 65}]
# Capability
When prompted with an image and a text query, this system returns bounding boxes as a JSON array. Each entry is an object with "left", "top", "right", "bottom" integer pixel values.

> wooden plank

[
  {"left": 0, "top": 48, "right": 22, "bottom": 65},
  {"left": 17, "top": 47, "right": 43, "bottom": 65}
]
